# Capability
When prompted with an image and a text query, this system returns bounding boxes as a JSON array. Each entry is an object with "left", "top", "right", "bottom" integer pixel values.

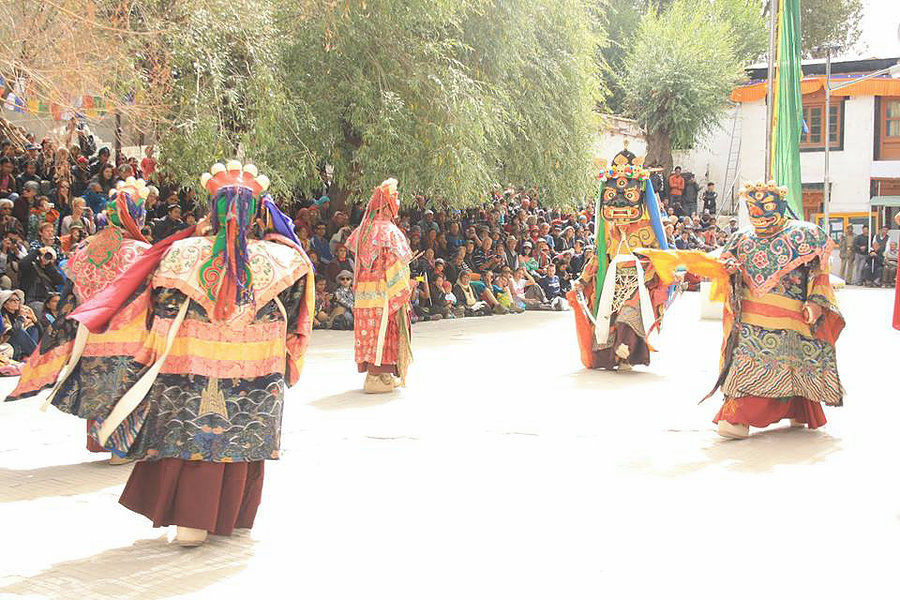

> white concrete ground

[{"left": 0, "top": 286, "right": 897, "bottom": 600}]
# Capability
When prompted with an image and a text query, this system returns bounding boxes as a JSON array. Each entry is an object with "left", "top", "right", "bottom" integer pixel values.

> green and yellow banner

[{"left": 770, "top": 0, "right": 804, "bottom": 218}]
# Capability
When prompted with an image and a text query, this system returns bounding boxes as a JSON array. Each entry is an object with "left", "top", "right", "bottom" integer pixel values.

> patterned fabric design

[
  {"left": 116, "top": 372, "right": 285, "bottom": 462},
  {"left": 352, "top": 248, "right": 412, "bottom": 369},
  {"left": 722, "top": 220, "right": 832, "bottom": 295},
  {"left": 67, "top": 231, "right": 150, "bottom": 303},
  {"left": 154, "top": 236, "right": 310, "bottom": 326},
  {"left": 85, "top": 275, "right": 308, "bottom": 462},
  {"left": 722, "top": 322, "right": 843, "bottom": 406}
]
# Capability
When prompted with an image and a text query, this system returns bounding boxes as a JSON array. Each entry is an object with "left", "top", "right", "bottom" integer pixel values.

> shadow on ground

[
  {"left": 309, "top": 389, "right": 400, "bottom": 411},
  {"left": 0, "top": 534, "right": 256, "bottom": 599},
  {"left": 0, "top": 459, "right": 133, "bottom": 503},
  {"left": 639, "top": 427, "right": 843, "bottom": 477}
]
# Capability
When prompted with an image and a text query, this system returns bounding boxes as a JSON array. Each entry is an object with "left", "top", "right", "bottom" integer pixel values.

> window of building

[
  {"left": 800, "top": 95, "right": 842, "bottom": 150},
  {"left": 879, "top": 97, "right": 900, "bottom": 160}
]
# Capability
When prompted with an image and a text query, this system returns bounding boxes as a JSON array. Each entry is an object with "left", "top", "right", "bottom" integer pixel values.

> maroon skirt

[
  {"left": 119, "top": 458, "right": 265, "bottom": 536},
  {"left": 358, "top": 362, "right": 398, "bottom": 376}
]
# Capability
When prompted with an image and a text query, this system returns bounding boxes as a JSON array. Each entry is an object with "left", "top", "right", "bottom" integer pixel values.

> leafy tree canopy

[{"left": 622, "top": 0, "right": 749, "bottom": 170}]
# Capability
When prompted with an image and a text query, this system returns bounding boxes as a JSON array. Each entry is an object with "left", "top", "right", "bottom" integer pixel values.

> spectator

[
  {"left": 27, "top": 198, "right": 54, "bottom": 244},
  {"left": 89, "top": 146, "right": 111, "bottom": 176},
  {"left": 538, "top": 263, "right": 566, "bottom": 310},
  {"left": 444, "top": 247, "right": 470, "bottom": 285},
  {"left": 0, "top": 197, "right": 23, "bottom": 239},
  {"left": 419, "top": 209, "right": 440, "bottom": 234},
  {"left": 331, "top": 270, "right": 355, "bottom": 329},
  {"left": 702, "top": 182, "right": 718, "bottom": 214},
  {"left": 309, "top": 222, "right": 334, "bottom": 263},
  {"left": 853, "top": 225, "right": 870, "bottom": 285},
  {"left": 326, "top": 245, "right": 355, "bottom": 286},
  {"left": 82, "top": 181, "right": 107, "bottom": 215},
  {"left": 153, "top": 203, "right": 187, "bottom": 242},
  {"left": 91, "top": 164, "right": 116, "bottom": 196},
  {"left": 19, "top": 245, "right": 64, "bottom": 303},
  {"left": 453, "top": 271, "right": 491, "bottom": 317},
  {"left": 860, "top": 239, "right": 884, "bottom": 286},
  {"left": 39, "top": 292, "right": 61, "bottom": 332},
  {"left": 682, "top": 173, "right": 700, "bottom": 216},
  {"left": 0, "top": 289, "right": 39, "bottom": 360},
  {"left": 728, "top": 217, "right": 739, "bottom": 235},
  {"left": 873, "top": 226, "right": 890, "bottom": 260},
  {"left": 838, "top": 225, "right": 855, "bottom": 283},
  {"left": 668, "top": 166, "right": 685, "bottom": 214},
  {"left": 60, "top": 197, "right": 93, "bottom": 235},
  {"left": 0, "top": 157, "right": 15, "bottom": 198},
  {"left": 62, "top": 223, "right": 88, "bottom": 253},
  {"left": 472, "top": 236, "right": 501, "bottom": 274},
  {"left": 14, "top": 181, "right": 39, "bottom": 229},
  {"left": 140, "top": 146, "right": 157, "bottom": 180},
  {"left": 16, "top": 160, "right": 39, "bottom": 192},
  {"left": 312, "top": 276, "right": 334, "bottom": 329},
  {"left": 883, "top": 241, "right": 897, "bottom": 287}
]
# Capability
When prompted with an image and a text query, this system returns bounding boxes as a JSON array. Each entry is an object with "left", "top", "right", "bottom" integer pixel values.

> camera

[{"left": 42, "top": 251, "right": 54, "bottom": 261}]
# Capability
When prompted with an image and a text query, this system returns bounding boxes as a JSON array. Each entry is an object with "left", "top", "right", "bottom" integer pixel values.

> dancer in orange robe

[
  {"left": 641, "top": 181, "right": 844, "bottom": 439},
  {"left": 346, "top": 179, "right": 413, "bottom": 393}
]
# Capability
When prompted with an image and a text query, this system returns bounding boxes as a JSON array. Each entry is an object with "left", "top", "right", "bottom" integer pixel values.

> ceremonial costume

[
  {"left": 346, "top": 179, "right": 413, "bottom": 393},
  {"left": 568, "top": 151, "right": 669, "bottom": 371},
  {"left": 8, "top": 178, "right": 151, "bottom": 459},
  {"left": 65, "top": 161, "right": 314, "bottom": 545},
  {"left": 641, "top": 181, "right": 844, "bottom": 439}
]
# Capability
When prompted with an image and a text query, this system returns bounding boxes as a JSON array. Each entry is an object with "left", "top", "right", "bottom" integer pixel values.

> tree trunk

[{"left": 644, "top": 129, "right": 673, "bottom": 175}]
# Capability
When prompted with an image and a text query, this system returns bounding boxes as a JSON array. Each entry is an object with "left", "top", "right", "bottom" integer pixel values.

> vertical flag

[
  {"left": 770, "top": 0, "right": 804, "bottom": 218},
  {"left": 593, "top": 198, "right": 607, "bottom": 317}
]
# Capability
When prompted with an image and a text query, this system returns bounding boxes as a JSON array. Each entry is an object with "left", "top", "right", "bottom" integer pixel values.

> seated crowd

[{"left": 0, "top": 122, "right": 733, "bottom": 361}]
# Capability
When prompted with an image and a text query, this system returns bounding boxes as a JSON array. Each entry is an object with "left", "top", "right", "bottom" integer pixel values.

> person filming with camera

[{"left": 19, "top": 245, "right": 64, "bottom": 304}]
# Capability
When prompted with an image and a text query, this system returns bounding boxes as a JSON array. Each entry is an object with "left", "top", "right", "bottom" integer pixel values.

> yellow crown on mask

[{"left": 739, "top": 180, "right": 788, "bottom": 200}]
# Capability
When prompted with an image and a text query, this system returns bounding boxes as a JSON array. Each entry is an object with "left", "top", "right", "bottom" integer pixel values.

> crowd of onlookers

[
  {"left": 839, "top": 224, "right": 898, "bottom": 287},
  {"left": 0, "top": 119, "right": 744, "bottom": 362},
  {"left": 301, "top": 167, "right": 738, "bottom": 329},
  {"left": 0, "top": 120, "right": 200, "bottom": 367}
]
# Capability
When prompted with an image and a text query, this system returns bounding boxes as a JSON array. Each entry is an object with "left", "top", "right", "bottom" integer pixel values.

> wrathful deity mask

[
  {"left": 740, "top": 181, "right": 789, "bottom": 237},
  {"left": 598, "top": 151, "right": 651, "bottom": 226}
]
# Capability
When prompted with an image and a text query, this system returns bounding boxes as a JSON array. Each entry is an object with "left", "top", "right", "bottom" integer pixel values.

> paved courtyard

[{"left": 0, "top": 286, "right": 897, "bottom": 599}]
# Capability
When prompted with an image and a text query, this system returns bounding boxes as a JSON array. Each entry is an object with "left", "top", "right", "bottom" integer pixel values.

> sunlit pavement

[{"left": 0, "top": 286, "right": 897, "bottom": 599}]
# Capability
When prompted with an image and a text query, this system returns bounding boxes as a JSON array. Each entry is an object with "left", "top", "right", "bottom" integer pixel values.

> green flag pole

[
  {"left": 772, "top": 0, "right": 804, "bottom": 218},
  {"left": 593, "top": 197, "right": 607, "bottom": 317}
]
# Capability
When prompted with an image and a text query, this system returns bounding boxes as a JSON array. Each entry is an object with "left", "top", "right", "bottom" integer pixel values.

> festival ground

[{"left": 0, "top": 286, "right": 897, "bottom": 599}]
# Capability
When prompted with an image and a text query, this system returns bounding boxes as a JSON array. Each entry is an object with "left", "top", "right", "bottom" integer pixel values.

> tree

[
  {"left": 0, "top": 1, "right": 168, "bottom": 130},
  {"left": 277, "top": 0, "right": 602, "bottom": 207},
  {"left": 149, "top": 0, "right": 319, "bottom": 197},
  {"left": 798, "top": 0, "right": 864, "bottom": 57},
  {"left": 621, "top": 0, "right": 753, "bottom": 171}
]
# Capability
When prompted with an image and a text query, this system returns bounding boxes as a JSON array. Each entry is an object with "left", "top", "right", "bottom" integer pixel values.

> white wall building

[{"left": 686, "top": 57, "right": 900, "bottom": 240}]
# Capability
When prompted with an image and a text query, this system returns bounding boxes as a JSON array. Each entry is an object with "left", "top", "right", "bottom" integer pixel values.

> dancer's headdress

[
  {"left": 108, "top": 177, "right": 150, "bottom": 242},
  {"left": 199, "top": 160, "right": 270, "bottom": 320}
]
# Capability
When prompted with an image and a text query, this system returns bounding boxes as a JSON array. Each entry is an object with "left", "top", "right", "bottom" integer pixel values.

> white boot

[
  {"left": 175, "top": 526, "right": 208, "bottom": 547},
  {"left": 617, "top": 361, "right": 632, "bottom": 372},
  {"left": 364, "top": 373, "right": 395, "bottom": 394},
  {"left": 614, "top": 343, "right": 631, "bottom": 360},
  {"left": 717, "top": 421, "right": 750, "bottom": 439}
]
